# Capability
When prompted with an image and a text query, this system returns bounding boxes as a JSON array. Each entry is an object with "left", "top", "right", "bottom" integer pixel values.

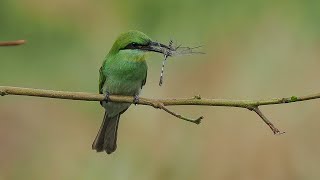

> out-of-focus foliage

[{"left": 1, "top": 0, "right": 320, "bottom": 179}]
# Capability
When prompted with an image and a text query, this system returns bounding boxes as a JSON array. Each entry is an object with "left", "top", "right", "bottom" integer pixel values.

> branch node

[
  {"left": 246, "top": 105, "right": 256, "bottom": 111},
  {"left": 150, "top": 101, "right": 163, "bottom": 109},
  {"left": 0, "top": 90, "right": 8, "bottom": 96},
  {"left": 281, "top": 98, "right": 290, "bottom": 103},
  {"left": 194, "top": 95, "right": 202, "bottom": 99},
  {"left": 290, "top": 96, "right": 298, "bottom": 102}
]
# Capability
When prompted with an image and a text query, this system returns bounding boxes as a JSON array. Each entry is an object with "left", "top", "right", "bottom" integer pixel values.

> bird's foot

[
  {"left": 133, "top": 95, "right": 140, "bottom": 105},
  {"left": 100, "top": 91, "right": 110, "bottom": 106}
]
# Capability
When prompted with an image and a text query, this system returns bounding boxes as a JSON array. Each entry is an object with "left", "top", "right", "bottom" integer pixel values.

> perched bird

[{"left": 92, "top": 30, "right": 171, "bottom": 154}]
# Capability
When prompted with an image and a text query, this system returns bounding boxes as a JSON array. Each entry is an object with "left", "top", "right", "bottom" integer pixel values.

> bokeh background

[{"left": 1, "top": 0, "right": 320, "bottom": 179}]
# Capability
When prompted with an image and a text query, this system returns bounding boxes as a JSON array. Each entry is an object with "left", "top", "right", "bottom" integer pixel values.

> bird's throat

[{"left": 117, "top": 50, "right": 147, "bottom": 62}]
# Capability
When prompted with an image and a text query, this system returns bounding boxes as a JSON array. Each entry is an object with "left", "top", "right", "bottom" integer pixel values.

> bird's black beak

[{"left": 140, "top": 41, "right": 173, "bottom": 55}]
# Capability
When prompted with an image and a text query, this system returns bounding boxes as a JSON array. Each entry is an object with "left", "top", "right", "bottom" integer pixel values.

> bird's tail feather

[{"left": 92, "top": 111, "right": 120, "bottom": 154}]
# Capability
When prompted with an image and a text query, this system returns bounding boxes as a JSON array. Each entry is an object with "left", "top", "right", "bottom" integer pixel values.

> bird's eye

[
  {"left": 131, "top": 42, "right": 137, "bottom": 47},
  {"left": 123, "top": 42, "right": 140, "bottom": 50}
]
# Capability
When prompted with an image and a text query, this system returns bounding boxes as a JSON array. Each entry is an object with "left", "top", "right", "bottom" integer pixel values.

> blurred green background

[{"left": 1, "top": 0, "right": 320, "bottom": 179}]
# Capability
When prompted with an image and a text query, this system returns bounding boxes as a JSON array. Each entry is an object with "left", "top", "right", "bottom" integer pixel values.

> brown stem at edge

[{"left": 0, "top": 40, "right": 26, "bottom": 46}]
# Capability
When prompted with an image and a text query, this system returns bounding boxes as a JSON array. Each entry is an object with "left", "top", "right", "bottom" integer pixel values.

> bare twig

[
  {"left": 155, "top": 101, "right": 203, "bottom": 124},
  {"left": 0, "top": 40, "right": 26, "bottom": 46},
  {"left": 1, "top": 86, "right": 319, "bottom": 133},
  {"left": 250, "top": 106, "right": 284, "bottom": 135}
]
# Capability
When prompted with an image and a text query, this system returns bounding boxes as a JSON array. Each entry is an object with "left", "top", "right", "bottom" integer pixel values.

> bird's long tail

[{"left": 92, "top": 111, "right": 120, "bottom": 154}]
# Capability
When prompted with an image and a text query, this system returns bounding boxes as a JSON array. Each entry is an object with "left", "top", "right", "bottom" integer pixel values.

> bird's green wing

[
  {"left": 99, "top": 66, "right": 106, "bottom": 94},
  {"left": 141, "top": 68, "right": 147, "bottom": 89}
]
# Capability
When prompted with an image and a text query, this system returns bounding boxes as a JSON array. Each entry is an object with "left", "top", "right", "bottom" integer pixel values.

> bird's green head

[{"left": 108, "top": 30, "right": 172, "bottom": 57}]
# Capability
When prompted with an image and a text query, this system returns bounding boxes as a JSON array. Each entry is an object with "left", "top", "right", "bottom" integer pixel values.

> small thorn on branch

[
  {"left": 0, "top": 40, "right": 26, "bottom": 46},
  {"left": 251, "top": 106, "right": 285, "bottom": 135}
]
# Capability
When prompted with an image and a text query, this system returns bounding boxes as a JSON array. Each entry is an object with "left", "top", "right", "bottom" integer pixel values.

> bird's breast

[{"left": 102, "top": 59, "right": 147, "bottom": 96}]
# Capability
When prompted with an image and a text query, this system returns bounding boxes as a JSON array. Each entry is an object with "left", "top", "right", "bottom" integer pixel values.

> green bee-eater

[{"left": 92, "top": 30, "right": 171, "bottom": 154}]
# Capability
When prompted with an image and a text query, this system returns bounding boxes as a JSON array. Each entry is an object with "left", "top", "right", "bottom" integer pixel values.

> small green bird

[{"left": 92, "top": 30, "right": 171, "bottom": 154}]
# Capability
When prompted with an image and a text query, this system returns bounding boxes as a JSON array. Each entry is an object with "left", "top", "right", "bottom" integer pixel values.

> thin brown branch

[
  {"left": 0, "top": 40, "right": 26, "bottom": 46},
  {"left": 1, "top": 86, "right": 319, "bottom": 134},
  {"left": 155, "top": 101, "right": 203, "bottom": 124},
  {"left": 250, "top": 107, "right": 285, "bottom": 135}
]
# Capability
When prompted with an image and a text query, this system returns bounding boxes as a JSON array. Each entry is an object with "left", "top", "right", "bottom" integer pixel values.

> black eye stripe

[{"left": 123, "top": 42, "right": 142, "bottom": 50}]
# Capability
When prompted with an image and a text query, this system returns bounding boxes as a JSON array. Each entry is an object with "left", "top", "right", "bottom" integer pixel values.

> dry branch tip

[
  {"left": 0, "top": 40, "right": 26, "bottom": 46},
  {"left": 251, "top": 107, "right": 285, "bottom": 135}
]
